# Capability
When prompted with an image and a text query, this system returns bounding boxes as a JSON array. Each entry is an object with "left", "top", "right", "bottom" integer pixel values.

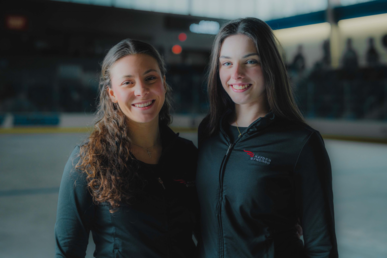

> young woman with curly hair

[
  {"left": 196, "top": 18, "right": 338, "bottom": 257},
  {"left": 55, "top": 39, "right": 198, "bottom": 258}
]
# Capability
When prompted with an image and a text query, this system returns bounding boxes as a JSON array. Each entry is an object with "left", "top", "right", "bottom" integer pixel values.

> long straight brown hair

[{"left": 206, "top": 17, "right": 304, "bottom": 135}]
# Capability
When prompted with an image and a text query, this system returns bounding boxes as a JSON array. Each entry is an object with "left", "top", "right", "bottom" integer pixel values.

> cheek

[
  {"left": 219, "top": 68, "right": 229, "bottom": 88},
  {"left": 152, "top": 82, "right": 166, "bottom": 97},
  {"left": 247, "top": 66, "right": 263, "bottom": 81},
  {"left": 113, "top": 87, "right": 134, "bottom": 103}
]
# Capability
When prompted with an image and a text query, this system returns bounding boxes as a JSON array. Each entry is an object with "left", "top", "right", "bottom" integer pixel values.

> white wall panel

[{"left": 54, "top": 0, "right": 376, "bottom": 21}]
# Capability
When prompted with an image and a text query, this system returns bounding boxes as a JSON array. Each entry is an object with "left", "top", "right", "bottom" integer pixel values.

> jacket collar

[
  {"left": 159, "top": 124, "right": 179, "bottom": 151},
  {"left": 125, "top": 124, "right": 178, "bottom": 167},
  {"left": 244, "top": 111, "right": 276, "bottom": 135},
  {"left": 219, "top": 109, "right": 276, "bottom": 140}
]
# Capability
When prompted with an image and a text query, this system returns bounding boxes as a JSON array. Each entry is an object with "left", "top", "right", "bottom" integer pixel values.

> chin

[
  {"left": 129, "top": 112, "right": 160, "bottom": 124},
  {"left": 229, "top": 96, "right": 251, "bottom": 105}
]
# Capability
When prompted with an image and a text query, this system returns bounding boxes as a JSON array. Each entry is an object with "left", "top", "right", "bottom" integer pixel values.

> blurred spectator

[
  {"left": 291, "top": 45, "right": 306, "bottom": 73},
  {"left": 321, "top": 40, "right": 331, "bottom": 68},
  {"left": 342, "top": 38, "right": 358, "bottom": 71},
  {"left": 311, "top": 40, "right": 331, "bottom": 70},
  {"left": 381, "top": 34, "right": 387, "bottom": 52},
  {"left": 366, "top": 37, "right": 379, "bottom": 67}
]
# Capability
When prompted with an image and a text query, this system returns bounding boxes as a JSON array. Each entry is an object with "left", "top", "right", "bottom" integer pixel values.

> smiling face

[
  {"left": 219, "top": 34, "right": 266, "bottom": 107},
  {"left": 108, "top": 54, "right": 166, "bottom": 124}
]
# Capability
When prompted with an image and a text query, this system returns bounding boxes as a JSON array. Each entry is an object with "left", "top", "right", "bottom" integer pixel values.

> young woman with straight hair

[
  {"left": 55, "top": 39, "right": 198, "bottom": 258},
  {"left": 197, "top": 18, "right": 338, "bottom": 257}
]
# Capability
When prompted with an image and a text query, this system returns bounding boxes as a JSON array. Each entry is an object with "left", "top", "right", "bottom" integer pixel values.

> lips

[
  {"left": 132, "top": 100, "right": 155, "bottom": 108},
  {"left": 229, "top": 84, "right": 252, "bottom": 92}
]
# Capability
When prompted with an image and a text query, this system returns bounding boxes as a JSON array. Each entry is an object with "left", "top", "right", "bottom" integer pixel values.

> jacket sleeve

[
  {"left": 55, "top": 146, "right": 95, "bottom": 258},
  {"left": 294, "top": 132, "right": 338, "bottom": 258}
]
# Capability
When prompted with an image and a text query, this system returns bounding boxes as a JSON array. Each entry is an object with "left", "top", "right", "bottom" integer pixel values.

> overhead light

[{"left": 190, "top": 20, "right": 219, "bottom": 35}]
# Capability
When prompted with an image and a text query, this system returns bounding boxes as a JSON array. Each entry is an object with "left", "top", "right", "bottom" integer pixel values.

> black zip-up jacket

[
  {"left": 196, "top": 111, "right": 338, "bottom": 258},
  {"left": 55, "top": 126, "right": 198, "bottom": 258}
]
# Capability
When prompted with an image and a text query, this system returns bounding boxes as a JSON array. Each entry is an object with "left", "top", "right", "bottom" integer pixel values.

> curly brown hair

[{"left": 76, "top": 39, "right": 172, "bottom": 212}]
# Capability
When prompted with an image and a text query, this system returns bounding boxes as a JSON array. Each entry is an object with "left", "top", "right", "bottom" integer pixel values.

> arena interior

[{"left": 0, "top": 0, "right": 387, "bottom": 257}]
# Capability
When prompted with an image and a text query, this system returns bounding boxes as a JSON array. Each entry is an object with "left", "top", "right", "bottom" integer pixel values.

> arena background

[{"left": 0, "top": 0, "right": 387, "bottom": 257}]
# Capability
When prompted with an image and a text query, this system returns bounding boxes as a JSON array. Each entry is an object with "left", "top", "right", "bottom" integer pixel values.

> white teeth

[
  {"left": 231, "top": 84, "right": 251, "bottom": 90},
  {"left": 134, "top": 101, "right": 152, "bottom": 108}
]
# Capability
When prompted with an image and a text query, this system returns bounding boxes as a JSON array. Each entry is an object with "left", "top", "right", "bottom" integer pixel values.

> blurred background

[{"left": 0, "top": 0, "right": 386, "bottom": 257}]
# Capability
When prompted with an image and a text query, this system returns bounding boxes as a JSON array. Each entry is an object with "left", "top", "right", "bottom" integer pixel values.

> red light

[
  {"left": 178, "top": 33, "right": 187, "bottom": 42},
  {"left": 172, "top": 45, "right": 182, "bottom": 54}
]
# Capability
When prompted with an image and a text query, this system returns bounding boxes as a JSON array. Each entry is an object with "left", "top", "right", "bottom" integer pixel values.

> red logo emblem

[
  {"left": 174, "top": 179, "right": 186, "bottom": 184},
  {"left": 244, "top": 150, "right": 254, "bottom": 157}
]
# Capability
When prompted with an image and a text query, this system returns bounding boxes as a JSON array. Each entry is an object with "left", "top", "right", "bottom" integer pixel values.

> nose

[
  {"left": 231, "top": 63, "right": 244, "bottom": 80},
  {"left": 134, "top": 81, "right": 149, "bottom": 97}
]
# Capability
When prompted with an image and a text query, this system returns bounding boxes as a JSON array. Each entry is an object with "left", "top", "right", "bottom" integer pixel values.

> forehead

[
  {"left": 220, "top": 34, "right": 257, "bottom": 57},
  {"left": 110, "top": 54, "right": 160, "bottom": 76}
]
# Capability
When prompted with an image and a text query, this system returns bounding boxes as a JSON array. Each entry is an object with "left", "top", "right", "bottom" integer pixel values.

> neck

[
  {"left": 232, "top": 99, "right": 269, "bottom": 127},
  {"left": 126, "top": 117, "right": 161, "bottom": 148}
]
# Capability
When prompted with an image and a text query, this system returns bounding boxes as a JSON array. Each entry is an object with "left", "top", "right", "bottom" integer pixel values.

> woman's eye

[
  {"left": 122, "top": 81, "right": 133, "bottom": 86},
  {"left": 145, "top": 76, "right": 157, "bottom": 81},
  {"left": 222, "top": 62, "right": 232, "bottom": 67},
  {"left": 246, "top": 59, "right": 258, "bottom": 64}
]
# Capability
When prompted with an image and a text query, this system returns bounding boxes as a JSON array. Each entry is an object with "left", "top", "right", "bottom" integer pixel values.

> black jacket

[
  {"left": 196, "top": 111, "right": 338, "bottom": 258},
  {"left": 55, "top": 126, "right": 198, "bottom": 258}
]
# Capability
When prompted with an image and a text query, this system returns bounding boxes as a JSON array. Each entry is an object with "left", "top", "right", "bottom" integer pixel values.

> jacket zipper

[
  {"left": 158, "top": 176, "right": 170, "bottom": 257},
  {"left": 158, "top": 177, "right": 166, "bottom": 190},
  {"left": 215, "top": 114, "right": 271, "bottom": 257},
  {"left": 217, "top": 142, "right": 234, "bottom": 258},
  {"left": 217, "top": 130, "right": 246, "bottom": 257}
]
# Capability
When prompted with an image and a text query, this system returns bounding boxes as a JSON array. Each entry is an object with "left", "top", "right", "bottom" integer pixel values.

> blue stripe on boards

[
  {"left": 13, "top": 114, "right": 60, "bottom": 126},
  {"left": 0, "top": 114, "right": 5, "bottom": 125},
  {"left": 0, "top": 187, "right": 59, "bottom": 197}
]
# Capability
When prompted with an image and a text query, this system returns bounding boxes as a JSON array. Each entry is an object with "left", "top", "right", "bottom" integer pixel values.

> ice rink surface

[{"left": 0, "top": 132, "right": 386, "bottom": 258}]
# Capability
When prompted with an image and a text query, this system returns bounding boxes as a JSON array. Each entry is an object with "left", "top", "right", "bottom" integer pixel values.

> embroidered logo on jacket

[
  {"left": 174, "top": 179, "right": 186, "bottom": 184},
  {"left": 173, "top": 179, "right": 195, "bottom": 188},
  {"left": 243, "top": 150, "right": 271, "bottom": 165}
]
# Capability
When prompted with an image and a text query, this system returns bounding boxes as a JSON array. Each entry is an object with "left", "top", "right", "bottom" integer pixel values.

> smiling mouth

[
  {"left": 230, "top": 84, "right": 252, "bottom": 90},
  {"left": 132, "top": 100, "right": 155, "bottom": 108}
]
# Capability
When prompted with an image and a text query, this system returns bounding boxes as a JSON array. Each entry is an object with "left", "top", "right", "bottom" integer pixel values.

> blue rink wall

[{"left": 1, "top": 113, "right": 387, "bottom": 143}]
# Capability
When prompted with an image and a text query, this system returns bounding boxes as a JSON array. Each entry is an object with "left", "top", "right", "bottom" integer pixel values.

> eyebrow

[
  {"left": 143, "top": 69, "right": 158, "bottom": 75},
  {"left": 121, "top": 69, "right": 158, "bottom": 78},
  {"left": 219, "top": 53, "right": 259, "bottom": 59}
]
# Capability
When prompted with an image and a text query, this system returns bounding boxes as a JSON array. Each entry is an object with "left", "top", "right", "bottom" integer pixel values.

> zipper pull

[
  {"left": 158, "top": 177, "right": 166, "bottom": 190},
  {"left": 226, "top": 143, "right": 233, "bottom": 155}
]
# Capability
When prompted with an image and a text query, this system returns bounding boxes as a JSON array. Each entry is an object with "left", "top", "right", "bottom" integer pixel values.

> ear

[
  {"left": 107, "top": 86, "right": 118, "bottom": 103},
  {"left": 163, "top": 76, "right": 167, "bottom": 91}
]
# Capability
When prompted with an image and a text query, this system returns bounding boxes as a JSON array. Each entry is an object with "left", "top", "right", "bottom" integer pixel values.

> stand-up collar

[
  {"left": 219, "top": 109, "right": 276, "bottom": 140},
  {"left": 159, "top": 124, "right": 179, "bottom": 151},
  {"left": 245, "top": 111, "right": 276, "bottom": 135}
]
